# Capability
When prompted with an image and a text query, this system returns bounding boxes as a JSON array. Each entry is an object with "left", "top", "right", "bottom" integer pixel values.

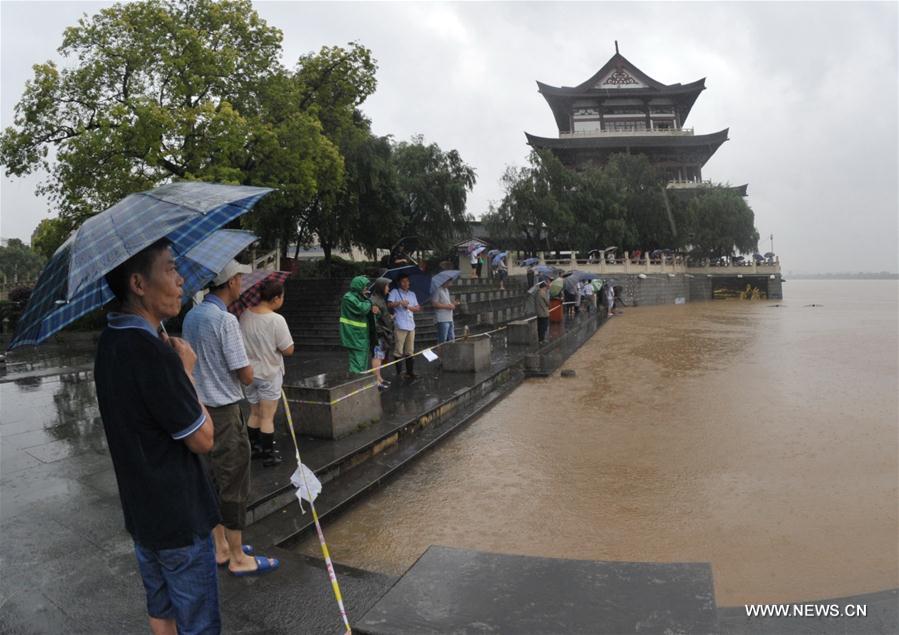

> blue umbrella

[
  {"left": 534, "top": 265, "right": 557, "bottom": 278},
  {"left": 429, "top": 269, "right": 461, "bottom": 294},
  {"left": 8, "top": 182, "right": 272, "bottom": 349},
  {"left": 486, "top": 249, "right": 500, "bottom": 258},
  {"left": 491, "top": 251, "right": 508, "bottom": 267},
  {"left": 519, "top": 257, "right": 540, "bottom": 267},
  {"left": 571, "top": 271, "right": 599, "bottom": 282},
  {"left": 177, "top": 229, "right": 258, "bottom": 302}
]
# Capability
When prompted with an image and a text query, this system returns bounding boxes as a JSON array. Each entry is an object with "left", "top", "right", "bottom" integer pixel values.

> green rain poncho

[{"left": 339, "top": 275, "right": 376, "bottom": 352}]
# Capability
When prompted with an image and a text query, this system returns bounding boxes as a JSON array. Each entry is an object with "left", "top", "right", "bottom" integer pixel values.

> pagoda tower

[{"left": 526, "top": 44, "right": 745, "bottom": 195}]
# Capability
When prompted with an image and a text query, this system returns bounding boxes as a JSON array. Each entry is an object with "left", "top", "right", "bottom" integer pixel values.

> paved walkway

[{"left": 0, "top": 318, "right": 576, "bottom": 633}]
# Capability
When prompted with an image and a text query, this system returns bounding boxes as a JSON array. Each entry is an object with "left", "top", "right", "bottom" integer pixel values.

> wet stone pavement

[
  {"left": 0, "top": 318, "right": 578, "bottom": 633},
  {"left": 0, "top": 345, "right": 397, "bottom": 633}
]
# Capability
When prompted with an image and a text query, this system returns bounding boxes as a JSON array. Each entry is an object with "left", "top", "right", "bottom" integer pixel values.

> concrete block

[
  {"left": 442, "top": 337, "right": 491, "bottom": 373},
  {"left": 284, "top": 373, "right": 381, "bottom": 439},
  {"left": 506, "top": 319, "right": 537, "bottom": 346}
]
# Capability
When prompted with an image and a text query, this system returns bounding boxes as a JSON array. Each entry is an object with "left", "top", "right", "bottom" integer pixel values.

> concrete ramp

[{"left": 356, "top": 546, "right": 718, "bottom": 634}]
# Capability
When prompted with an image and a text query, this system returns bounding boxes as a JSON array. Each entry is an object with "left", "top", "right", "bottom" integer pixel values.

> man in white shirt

[
  {"left": 386, "top": 273, "right": 421, "bottom": 379},
  {"left": 582, "top": 279, "right": 596, "bottom": 313},
  {"left": 431, "top": 279, "right": 459, "bottom": 344}
]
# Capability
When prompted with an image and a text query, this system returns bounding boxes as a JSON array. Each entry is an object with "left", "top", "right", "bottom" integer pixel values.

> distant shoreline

[{"left": 788, "top": 273, "right": 898, "bottom": 280}]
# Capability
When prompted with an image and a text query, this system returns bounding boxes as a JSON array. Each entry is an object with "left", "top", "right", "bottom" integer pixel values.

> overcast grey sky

[{"left": 2, "top": 1, "right": 897, "bottom": 273}]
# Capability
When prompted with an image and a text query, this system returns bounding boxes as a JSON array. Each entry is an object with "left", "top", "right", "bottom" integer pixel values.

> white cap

[{"left": 212, "top": 260, "right": 252, "bottom": 286}]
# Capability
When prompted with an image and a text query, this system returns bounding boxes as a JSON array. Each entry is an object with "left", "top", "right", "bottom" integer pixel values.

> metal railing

[{"left": 561, "top": 127, "right": 694, "bottom": 138}]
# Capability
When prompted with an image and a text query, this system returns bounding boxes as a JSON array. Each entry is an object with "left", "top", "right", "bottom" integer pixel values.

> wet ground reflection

[{"left": 296, "top": 281, "right": 898, "bottom": 605}]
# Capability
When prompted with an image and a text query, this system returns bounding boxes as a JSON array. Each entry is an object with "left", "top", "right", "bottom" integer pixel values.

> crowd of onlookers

[{"left": 91, "top": 240, "right": 626, "bottom": 634}]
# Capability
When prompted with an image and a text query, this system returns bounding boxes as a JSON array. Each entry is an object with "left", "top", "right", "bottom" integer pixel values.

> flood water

[{"left": 297, "top": 280, "right": 899, "bottom": 606}]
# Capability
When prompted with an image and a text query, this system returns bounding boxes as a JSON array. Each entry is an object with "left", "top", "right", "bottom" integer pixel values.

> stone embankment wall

[{"left": 512, "top": 273, "right": 782, "bottom": 308}]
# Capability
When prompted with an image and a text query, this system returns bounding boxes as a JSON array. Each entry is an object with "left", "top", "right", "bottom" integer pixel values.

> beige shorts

[{"left": 394, "top": 328, "right": 415, "bottom": 357}]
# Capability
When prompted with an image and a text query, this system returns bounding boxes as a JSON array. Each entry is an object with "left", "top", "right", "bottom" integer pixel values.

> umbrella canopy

[
  {"left": 590, "top": 279, "right": 605, "bottom": 292},
  {"left": 534, "top": 265, "right": 557, "bottom": 278},
  {"left": 764, "top": 252, "right": 775, "bottom": 259},
  {"left": 549, "top": 277, "right": 565, "bottom": 298},
  {"left": 572, "top": 271, "right": 600, "bottom": 282},
  {"left": 491, "top": 251, "right": 508, "bottom": 267},
  {"left": 228, "top": 270, "right": 292, "bottom": 318},
  {"left": 563, "top": 276, "right": 581, "bottom": 294},
  {"left": 471, "top": 246, "right": 486, "bottom": 258},
  {"left": 9, "top": 182, "right": 272, "bottom": 349},
  {"left": 486, "top": 249, "right": 500, "bottom": 258},
  {"left": 519, "top": 257, "right": 540, "bottom": 267},
  {"left": 430, "top": 269, "right": 461, "bottom": 294},
  {"left": 177, "top": 230, "right": 257, "bottom": 301}
]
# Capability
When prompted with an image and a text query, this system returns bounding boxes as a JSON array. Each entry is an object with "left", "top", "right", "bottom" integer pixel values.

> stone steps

[{"left": 245, "top": 365, "right": 523, "bottom": 543}]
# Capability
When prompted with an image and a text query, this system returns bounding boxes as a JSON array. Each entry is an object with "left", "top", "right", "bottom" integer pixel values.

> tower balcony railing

[
  {"left": 666, "top": 179, "right": 714, "bottom": 188},
  {"left": 560, "top": 127, "right": 694, "bottom": 139}
]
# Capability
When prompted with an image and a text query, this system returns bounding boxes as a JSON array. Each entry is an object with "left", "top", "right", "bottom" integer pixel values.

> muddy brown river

[{"left": 297, "top": 280, "right": 898, "bottom": 605}]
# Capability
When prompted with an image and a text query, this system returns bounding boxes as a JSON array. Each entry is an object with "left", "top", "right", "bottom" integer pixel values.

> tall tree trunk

[{"left": 322, "top": 242, "right": 333, "bottom": 278}]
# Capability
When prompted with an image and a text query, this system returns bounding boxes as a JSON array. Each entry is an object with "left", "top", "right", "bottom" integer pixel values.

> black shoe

[
  {"left": 262, "top": 449, "right": 282, "bottom": 467},
  {"left": 251, "top": 443, "right": 265, "bottom": 459}
]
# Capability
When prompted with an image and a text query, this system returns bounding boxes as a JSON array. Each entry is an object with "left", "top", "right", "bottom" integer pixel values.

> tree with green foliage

[
  {"left": 483, "top": 150, "right": 572, "bottom": 254},
  {"left": 602, "top": 153, "right": 673, "bottom": 251},
  {"left": 566, "top": 163, "right": 631, "bottom": 253},
  {"left": 684, "top": 188, "right": 759, "bottom": 259},
  {"left": 0, "top": 239, "right": 45, "bottom": 284},
  {"left": 284, "top": 43, "right": 393, "bottom": 265},
  {"left": 1, "top": 0, "right": 284, "bottom": 219},
  {"left": 490, "top": 150, "right": 758, "bottom": 258},
  {"left": 1, "top": 0, "right": 343, "bottom": 260},
  {"left": 393, "top": 135, "right": 477, "bottom": 253},
  {"left": 30, "top": 217, "right": 74, "bottom": 259}
]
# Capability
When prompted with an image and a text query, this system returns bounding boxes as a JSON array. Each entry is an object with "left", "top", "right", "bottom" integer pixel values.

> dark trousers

[{"left": 537, "top": 317, "right": 549, "bottom": 343}]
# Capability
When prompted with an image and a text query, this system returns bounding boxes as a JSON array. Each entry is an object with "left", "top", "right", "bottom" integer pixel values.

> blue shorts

[{"left": 134, "top": 533, "right": 220, "bottom": 634}]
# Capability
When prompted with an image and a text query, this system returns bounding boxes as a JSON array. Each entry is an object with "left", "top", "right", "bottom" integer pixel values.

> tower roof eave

[
  {"left": 525, "top": 128, "right": 730, "bottom": 167},
  {"left": 537, "top": 78, "right": 707, "bottom": 128},
  {"left": 537, "top": 77, "right": 706, "bottom": 98}
]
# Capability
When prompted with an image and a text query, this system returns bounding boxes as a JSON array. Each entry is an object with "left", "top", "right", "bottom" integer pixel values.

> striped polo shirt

[{"left": 182, "top": 294, "right": 249, "bottom": 407}]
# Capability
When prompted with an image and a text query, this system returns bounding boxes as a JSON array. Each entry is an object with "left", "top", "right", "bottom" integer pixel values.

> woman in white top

[{"left": 239, "top": 280, "right": 294, "bottom": 467}]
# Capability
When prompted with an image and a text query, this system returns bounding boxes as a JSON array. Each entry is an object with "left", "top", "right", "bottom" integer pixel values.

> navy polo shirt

[{"left": 94, "top": 312, "right": 221, "bottom": 550}]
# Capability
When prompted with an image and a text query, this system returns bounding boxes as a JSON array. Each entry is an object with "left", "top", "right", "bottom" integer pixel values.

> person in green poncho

[{"left": 339, "top": 275, "right": 379, "bottom": 374}]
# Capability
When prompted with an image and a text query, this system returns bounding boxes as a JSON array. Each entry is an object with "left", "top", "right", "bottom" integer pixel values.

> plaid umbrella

[
  {"left": 228, "top": 270, "right": 291, "bottom": 318},
  {"left": 8, "top": 182, "right": 272, "bottom": 349},
  {"left": 177, "top": 229, "right": 258, "bottom": 302}
]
